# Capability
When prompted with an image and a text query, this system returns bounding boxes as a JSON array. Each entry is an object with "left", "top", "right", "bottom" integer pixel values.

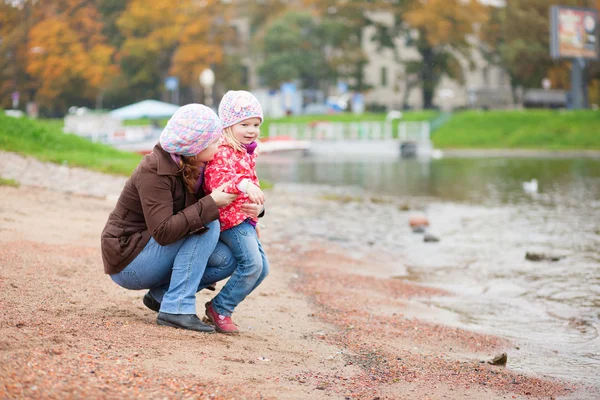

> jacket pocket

[
  {"left": 103, "top": 224, "right": 123, "bottom": 238},
  {"left": 101, "top": 224, "right": 145, "bottom": 270}
]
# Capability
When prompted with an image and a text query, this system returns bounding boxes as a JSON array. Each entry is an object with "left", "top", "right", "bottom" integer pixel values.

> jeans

[
  {"left": 110, "top": 220, "right": 235, "bottom": 314},
  {"left": 212, "top": 221, "right": 269, "bottom": 316}
]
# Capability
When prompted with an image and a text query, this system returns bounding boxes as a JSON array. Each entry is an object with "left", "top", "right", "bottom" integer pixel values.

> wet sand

[{"left": 0, "top": 151, "right": 592, "bottom": 399}]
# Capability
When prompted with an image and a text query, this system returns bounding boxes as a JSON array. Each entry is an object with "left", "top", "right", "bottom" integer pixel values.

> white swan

[{"left": 522, "top": 179, "right": 538, "bottom": 194}]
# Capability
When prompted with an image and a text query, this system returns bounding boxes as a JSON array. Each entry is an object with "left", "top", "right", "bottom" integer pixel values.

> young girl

[{"left": 202, "top": 90, "right": 270, "bottom": 334}]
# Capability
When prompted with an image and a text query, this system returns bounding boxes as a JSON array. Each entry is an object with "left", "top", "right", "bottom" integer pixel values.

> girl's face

[
  {"left": 196, "top": 136, "right": 223, "bottom": 162},
  {"left": 231, "top": 117, "right": 261, "bottom": 145}
]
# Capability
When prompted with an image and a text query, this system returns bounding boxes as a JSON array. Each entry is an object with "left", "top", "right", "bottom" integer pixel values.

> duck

[{"left": 522, "top": 179, "right": 538, "bottom": 194}]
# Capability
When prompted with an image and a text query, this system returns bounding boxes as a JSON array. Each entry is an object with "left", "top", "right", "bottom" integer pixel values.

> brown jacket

[{"left": 101, "top": 144, "right": 219, "bottom": 275}]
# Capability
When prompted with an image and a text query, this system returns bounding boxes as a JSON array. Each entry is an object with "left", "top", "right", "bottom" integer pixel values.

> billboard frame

[{"left": 550, "top": 5, "right": 599, "bottom": 61}]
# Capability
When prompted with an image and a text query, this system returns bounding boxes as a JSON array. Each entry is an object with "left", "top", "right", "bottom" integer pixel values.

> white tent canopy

[{"left": 109, "top": 100, "right": 180, "bottom": 120}]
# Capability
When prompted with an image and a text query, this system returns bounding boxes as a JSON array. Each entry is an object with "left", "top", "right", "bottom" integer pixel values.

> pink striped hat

[{"left": 159, "top": 104, "right": 222, "bottom": 156}]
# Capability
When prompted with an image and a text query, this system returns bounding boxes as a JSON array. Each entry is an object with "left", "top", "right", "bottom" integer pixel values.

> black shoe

[
  {"left": 144, "top": 288, "right": 213, "bottom": 313},
  {"left": 205, "top": 282, "right": 217, "bottom": 291},
  {"left": 143, "top": 292, "right": 161, "bottom": 312},
  {"left": 156, "top": 312, "right": 215, "bottom": 333}
]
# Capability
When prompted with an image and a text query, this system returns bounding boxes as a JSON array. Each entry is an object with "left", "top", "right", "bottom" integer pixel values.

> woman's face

[{"left": 196, "top": 136, "right": 222, "bottom": 162}]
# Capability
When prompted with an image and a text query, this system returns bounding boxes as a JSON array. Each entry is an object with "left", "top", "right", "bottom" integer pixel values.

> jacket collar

[{"left": 154, "top": 144, "right": 183, "bottom": 176}]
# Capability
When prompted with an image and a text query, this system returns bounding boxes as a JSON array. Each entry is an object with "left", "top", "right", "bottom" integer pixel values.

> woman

[{"left": 100, "top": 104, "right": 265, "bottom": 333}]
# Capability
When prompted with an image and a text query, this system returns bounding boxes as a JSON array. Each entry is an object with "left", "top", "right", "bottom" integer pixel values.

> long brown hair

[{"left": 178, "top": 155, "right": 203, "bottom": 194}]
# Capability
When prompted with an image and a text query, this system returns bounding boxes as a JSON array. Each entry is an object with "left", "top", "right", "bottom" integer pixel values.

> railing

[{"left": 267, "top": 121, "right": 431, "bottom": 142}]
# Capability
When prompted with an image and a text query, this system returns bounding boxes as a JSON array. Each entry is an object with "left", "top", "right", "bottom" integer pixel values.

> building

[
  {"left": 227, "top": 1, "right": 513, "bottom": 111},
  {"left": 360, "top": 8, "right": 512, "bottom": 111}
]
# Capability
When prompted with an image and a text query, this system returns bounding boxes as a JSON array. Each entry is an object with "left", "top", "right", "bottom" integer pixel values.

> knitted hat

[
  {"left": 159, "top": 104, "right": 222, "bottom": 156},
  {"left": 218, "top": 90, "right": 263, "bottom": 129}
]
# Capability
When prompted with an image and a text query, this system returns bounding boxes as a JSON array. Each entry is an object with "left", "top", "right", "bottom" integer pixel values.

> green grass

[
  {"left": 267, "top": 111, "right": 437, "bottom": 124},
  {"left": 122, "top": 118, "right": 170, "bottom": 126},
  {"left": 2, "top": 115, "right": 277, "bottom": 187},
  {"left": 0, "top": 177, "right": 19, "bottom": 187},
  {"left": 432, "top": 109, "right": 600, "bottom": 150},
  {"left": 1, "top": 114, "right": 142, "bottom": 176}
]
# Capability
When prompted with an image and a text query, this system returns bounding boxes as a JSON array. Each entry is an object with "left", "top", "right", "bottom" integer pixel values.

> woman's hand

[
  {"left": 209, "top": 183, "right": 239, "bottom": 208},
  {"left": 240, "top": 202, "right": 264, "bottom": 218},
  {"left": 246, "top": 183, "right": 265, "bottom": 205}
]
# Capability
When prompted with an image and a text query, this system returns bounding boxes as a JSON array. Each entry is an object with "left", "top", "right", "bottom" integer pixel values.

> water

[{"left": 257, "top": 155, "right": 600, "bottom": 389}]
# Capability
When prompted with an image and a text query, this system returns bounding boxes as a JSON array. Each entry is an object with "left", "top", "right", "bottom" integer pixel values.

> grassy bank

[
  {"left": 433, "top": 110, "right": 600, "bottom": 150},
  {"left": 0, "top": 177, "right": 19, "bottom": 187},
  {"left": 0, "top": 115, "right": 274, "bottom": 187},
  {"left": 0, "top": 114, "right": 142, "bottom": 176}
]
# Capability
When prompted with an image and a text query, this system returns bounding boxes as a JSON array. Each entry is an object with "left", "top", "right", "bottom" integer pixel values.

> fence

[{"left": 267, "top": 121, "right": 430, "bottom": 142}]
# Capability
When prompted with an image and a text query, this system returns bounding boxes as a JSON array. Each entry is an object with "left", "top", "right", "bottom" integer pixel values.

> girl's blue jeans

[
  {"left": 110, "top": 220, "right": 236, "bottom": 315},
  {"left": 211, "top": 221, "right": 269, "bottom": 316}
]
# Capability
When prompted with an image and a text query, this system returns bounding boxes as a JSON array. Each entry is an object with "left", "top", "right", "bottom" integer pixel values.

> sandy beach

[{"left": 0, "top": 151, "right": 593, "bottom": 399}]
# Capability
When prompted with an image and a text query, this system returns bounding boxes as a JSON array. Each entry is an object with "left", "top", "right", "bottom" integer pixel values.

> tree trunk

[
  {"left": 95, "top": 91, "right": 104, "bottom": 110},
  {"left": 422, "top": 87, "right": 434, "bottom": 109},
  {"left": 420, "top": 47, "right": 436, "bottom": 109}
]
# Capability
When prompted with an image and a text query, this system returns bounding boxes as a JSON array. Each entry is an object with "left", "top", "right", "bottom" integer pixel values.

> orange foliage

[
  {"left": 25, "top": 0, "right": 117, "bottom": 108},
  {"left": 404, "top": 0, "right": 488, "bottom": 48},
  {"left": 27, "top": 18, "right": 88, "bottom": 100},
  {"left": 0, "top": 2, "right": 24, "bottom": 108},
  {"left": 118, "top": 0, "right": 225, "bottom": 87},
  {"left": 170, "top": 0, "right": 225, "bottom": 86}
]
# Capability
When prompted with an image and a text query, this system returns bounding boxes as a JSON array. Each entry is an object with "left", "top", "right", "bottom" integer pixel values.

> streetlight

[{"left": 199, "top": 68, "right": 215, "bottom": 109}]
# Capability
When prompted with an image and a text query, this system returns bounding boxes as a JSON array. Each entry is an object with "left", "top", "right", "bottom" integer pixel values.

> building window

[{"left": 381, "top": 66, "right": 388, "bottom": 87}]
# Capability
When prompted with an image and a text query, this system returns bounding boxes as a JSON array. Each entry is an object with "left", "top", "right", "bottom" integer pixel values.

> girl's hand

[
  {"left": 240, "top": 203, "right": 264, "bottom": 218},
  {"left": 246, "top": 183, "right": 265, "bottom": 205},
  {"left": 209, "top": 183, "right": 239, "bottom": 207}
]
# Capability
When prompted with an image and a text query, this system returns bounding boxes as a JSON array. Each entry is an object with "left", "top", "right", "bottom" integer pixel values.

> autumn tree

[
  {"left": 401, "top": 0, "right": 488, "bottom": 108},
  {"left": 0, "top": 1, "right": 28, "bottom": 110},
  {"left": 97, "top": 0, "right": 129, "bottom": 48},
  {"left": 170, "top": 3, "right": 228, "bottom": 90},
  {"left": 259, "top": 11, "right": 354, "bottom": 91},
  {"left": 242, "top": 0, "right": 296, "bottom": 35},
  {"left": 305, "top": 0, "right": 490, "bottom": 108},
  {"left": 117, "top": 0, "right": 227, "bottom": 104},
  {"left": 301, "top": 0, "right": 385, "bottom": 91},
  {"left": 25, "top": 0, "right": 118, "bottom": 114}
]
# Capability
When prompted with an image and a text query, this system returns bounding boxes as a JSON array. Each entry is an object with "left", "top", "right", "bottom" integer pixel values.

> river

[{"left": 257, "top": 154, "right": 600, "bottom": 390}]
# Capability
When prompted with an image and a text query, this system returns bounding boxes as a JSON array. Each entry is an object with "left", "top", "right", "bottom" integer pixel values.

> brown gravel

[{"left": 0, "top": 185, "right": 587, "bottom": 399}]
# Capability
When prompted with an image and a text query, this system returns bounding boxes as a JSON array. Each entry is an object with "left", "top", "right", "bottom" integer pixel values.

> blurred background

[{"left": 1, "top": 0, "right": 599, "bottom": 117}]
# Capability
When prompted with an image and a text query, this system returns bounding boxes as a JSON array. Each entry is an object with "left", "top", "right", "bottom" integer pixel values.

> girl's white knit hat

[{"left": 218, "top": 90, "right": 263, "bottom": 129}]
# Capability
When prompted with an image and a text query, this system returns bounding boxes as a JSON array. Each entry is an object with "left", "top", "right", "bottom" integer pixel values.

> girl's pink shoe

[{"left": 205, "top": 303, "right": 239, "bottom": 334}]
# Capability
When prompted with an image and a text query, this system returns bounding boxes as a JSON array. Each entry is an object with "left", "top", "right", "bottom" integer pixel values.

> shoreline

[
  {"left": 0, "top": 151, "right": 597, "bottom": 398},
  {"left": 439, "top": 148, "right": 600, "bottom": 159},
  {"left": 0, "top": 183, "right": 592, "bottom": 399}
]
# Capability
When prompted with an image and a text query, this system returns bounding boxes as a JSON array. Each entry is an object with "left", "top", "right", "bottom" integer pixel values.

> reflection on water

[
  {"left": 258, "top": 155, "right": 600, "bottom": 206},
  {"left": 258, "top": 155, "right": 600, "bottom": 388}
]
